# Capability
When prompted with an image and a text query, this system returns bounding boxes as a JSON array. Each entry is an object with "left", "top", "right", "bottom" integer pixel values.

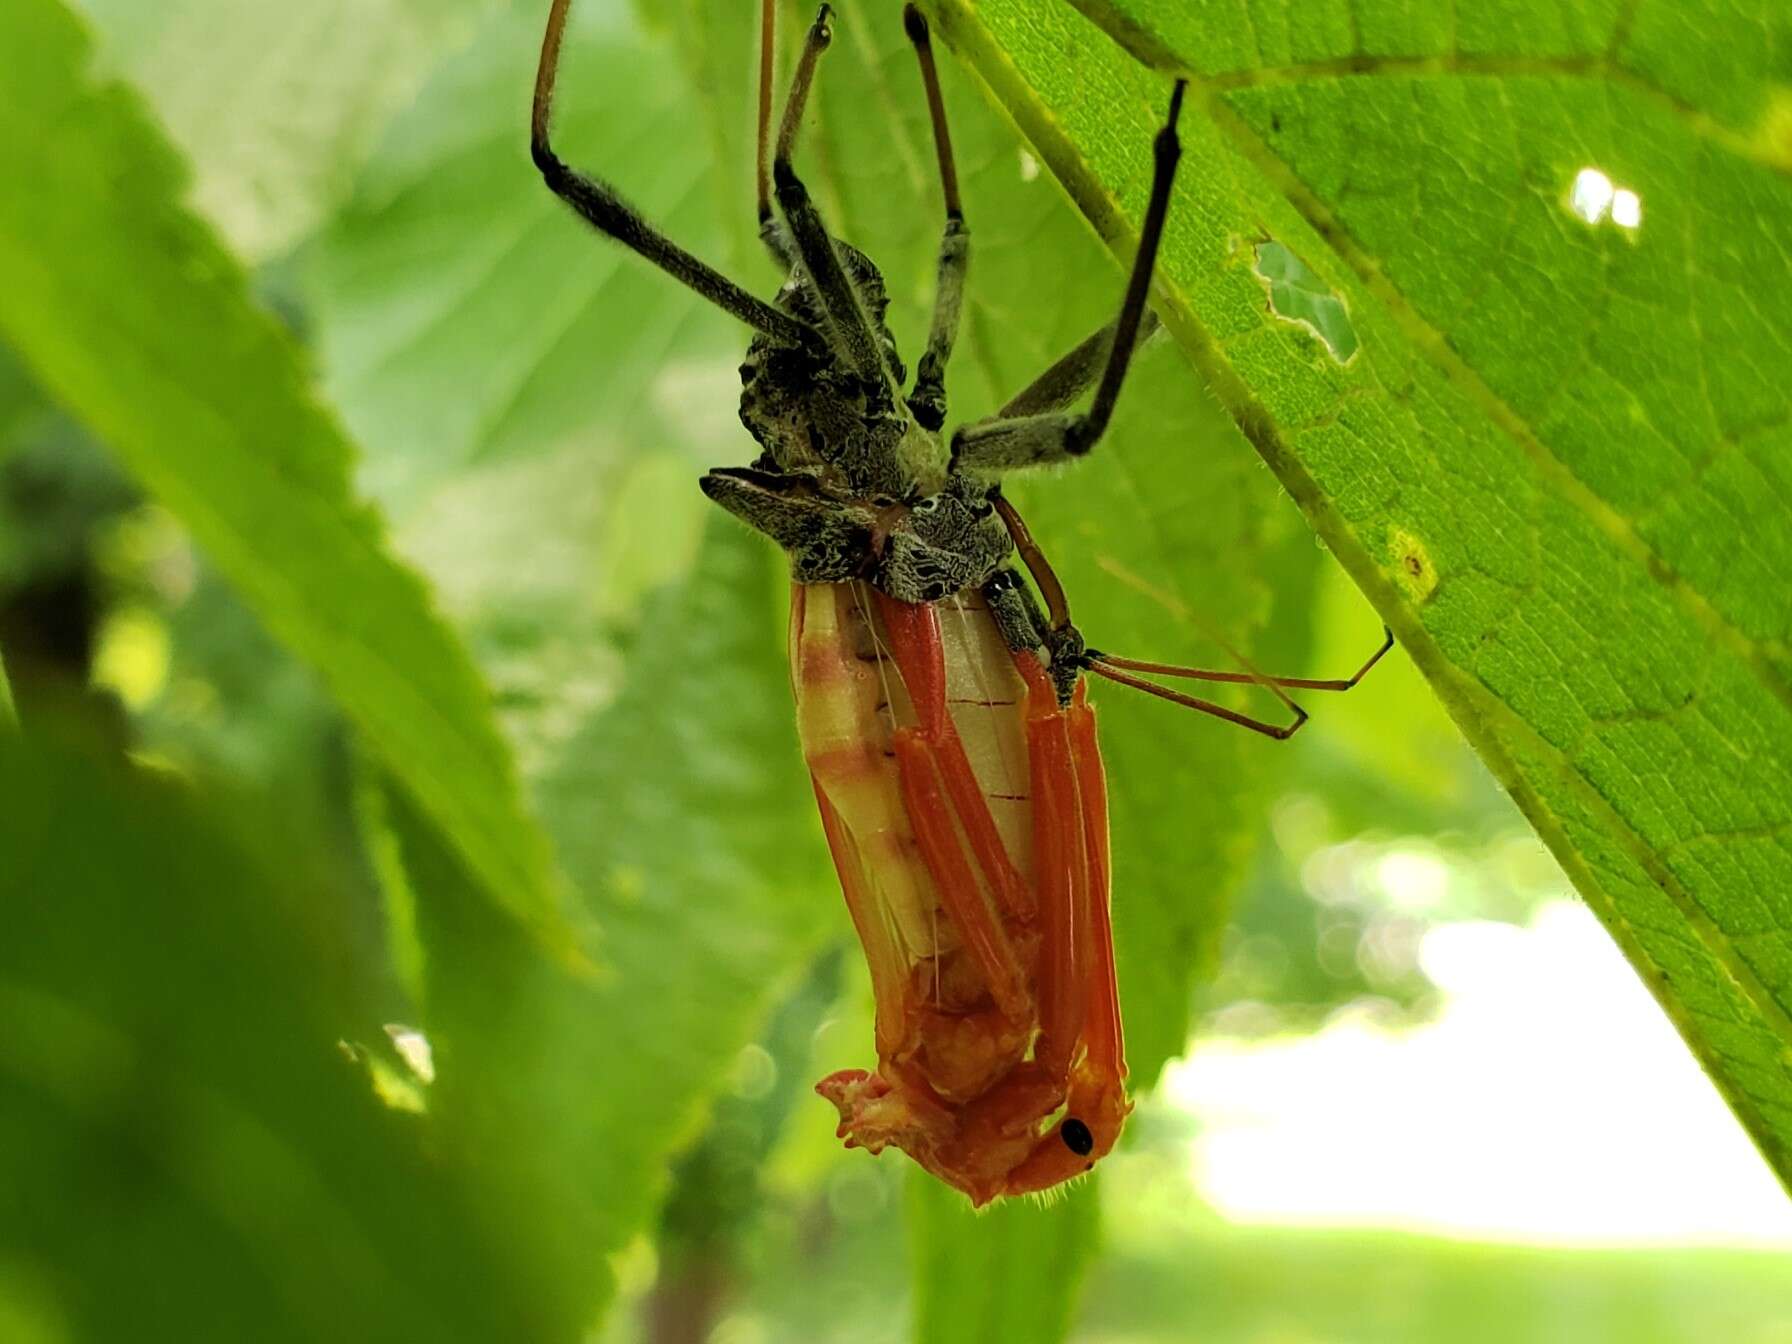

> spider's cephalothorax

[{"left": 703, "top": 225, "right": 1014, "bottom": 605}]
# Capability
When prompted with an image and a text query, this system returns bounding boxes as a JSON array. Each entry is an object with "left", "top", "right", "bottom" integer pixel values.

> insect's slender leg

[
  {"left": 874, "top": 593, "right": 1033, "bottom": 926},
  {"left": 770, "top": 7, "right": 894, "bottom": 389},
  {"left": 998, "top": 659, "right": 1129, "bottom": 1198},
  {"left": 1065, "top": 700, "right": 1123, "bottom": 1101},
  {"left": 903, "top": 4, "right": 969, "bottom": 432},
  {"left": 992, "top": 494, "right": 1071, "bottom": 633},
  {"left": 951, "top": 81, "right": 1187, "bottom": 471},
  {"left": 1014, "top": 656, "right": 1088, "bottom": 1079},
  {"left": 532, "top": 0, "right": 811, "bottom": 344},
  {"left": 1086, "top": 660, "right": 1310, "bottom": 739},
  {"left": 1092, "top": 626, "right": 1395, "bottom": 691},
  {"left": 892, "top": 732, "right": 1031, "bottom": 1019},
  {"left": 994, "top": 310, "right": 1160, "bottom": 419}
]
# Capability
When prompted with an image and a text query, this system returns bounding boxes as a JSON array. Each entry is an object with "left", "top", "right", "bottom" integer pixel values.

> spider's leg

[
  {"left": 903, "top": 5, "right": 969, "bottom": 433},
  {"left": 994, "top": 310, "right": 1160, "bottom": 420},
  {"left": 951, "top": 81, "right": 1186, "bottom": 471},
  {"left": 755, "top": 0, "right": 808, "bottom": 269},
  {"left": 532, "top": 0, "right": 810, "bottom": 345},
  {"left": 770, "top": 8, "right": 896, "bottom": 390}
]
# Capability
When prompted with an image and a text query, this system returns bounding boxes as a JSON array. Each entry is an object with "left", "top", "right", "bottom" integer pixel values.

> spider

[{"left": 531, "top": 0, "right": 1389, "bottom": 727}]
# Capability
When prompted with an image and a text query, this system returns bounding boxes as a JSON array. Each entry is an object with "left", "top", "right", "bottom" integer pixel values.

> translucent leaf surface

[
  {"left": 79, "top": 0, "right": 501, "bottom": 260},
  {"left": 0, "top": 0, "right": 563, "bottom": 947},
  {"left": 921, "top": 0, "right": 1792, "bottom": 1180}
]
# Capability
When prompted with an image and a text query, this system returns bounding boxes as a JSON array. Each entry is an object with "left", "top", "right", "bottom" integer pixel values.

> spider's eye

[{"left": 1060, "top": 1118, "right": 1094, "bottom": 1156}]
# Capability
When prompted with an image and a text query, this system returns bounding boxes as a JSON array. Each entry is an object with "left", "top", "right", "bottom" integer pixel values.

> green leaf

[
  {"left": 907, "top": 1171, "right": 1100, "bottom": 1343},
  {"left": 0, "top": 732, "right": 549, "bottom": 1342},
  {"left": 80, "top": 0, "right": 503, "bottom": 260},
  {"left": 922, "top": 0, "right": 1792, "bottom": 1181},
  {"left": 304, "top": 1, "right": 733, "bottom": 770},
  {"left": 0, "top": 0, "right": 564, "bottom": 949},
  {"left": 381, "top": 522, "right": 838, "bottom": 1330},
  {"left": 0, "top": 643, "right": 15, "bottom": 730}
]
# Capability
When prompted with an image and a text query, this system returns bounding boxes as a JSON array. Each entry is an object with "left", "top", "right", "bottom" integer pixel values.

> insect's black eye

[
  {"left": 912, "top": 497, "right": 940, "bottom": 514},
  {"left": 971, "top": 500, "right": 994, "bottom": 519},
  {"left": 1060, "top": 1118, "right": 1094, "bottom": 1156},
  {"left": 871, "top": 495, "right": 896, "bottom": 508}
]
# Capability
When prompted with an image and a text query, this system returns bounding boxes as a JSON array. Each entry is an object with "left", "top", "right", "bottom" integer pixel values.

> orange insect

[{"left": 532, "top": 0, "right": 1388, "bottom": 1203}]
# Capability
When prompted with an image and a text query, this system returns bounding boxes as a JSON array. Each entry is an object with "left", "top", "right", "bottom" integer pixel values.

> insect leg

[
  {"left": 891, "top": 732, "right": 1031, "bottom": 1019},
  {"left": 950, "top": 81, "right": 1187, "bottom": 471},
  {"left": 903, "top": 5, "right": 969, "bottom": 432},
  {"left": 532, "top": 0, "right": 811, "bottom": 344},
  {"left": 1015, "top": 656, "right": 1088, "bottom": 1079},
  {"left": 1093, "top": 626, "right": 1395, "bottom": 691},
  {"left": 770, "top": 9, "right": 896, "bottom": 389},
  {"left": 874, "top": 594, "right": 1033, "bottom": 926},
  {"left": 985, "top": 508, "right": 1092, "bottom": 705},
  {"left": 1084, "top": 625, "right": 1393, "bottom": 737}
]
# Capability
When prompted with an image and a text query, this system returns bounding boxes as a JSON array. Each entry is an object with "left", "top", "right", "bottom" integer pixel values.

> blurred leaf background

[{"left": 1, "top": 0, "right": 1788, "bottom": 1341}]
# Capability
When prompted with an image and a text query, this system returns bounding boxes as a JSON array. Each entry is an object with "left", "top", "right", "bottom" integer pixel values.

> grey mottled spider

[{"left": 530, "top": 0, "right": 1390, "bottom": 728}]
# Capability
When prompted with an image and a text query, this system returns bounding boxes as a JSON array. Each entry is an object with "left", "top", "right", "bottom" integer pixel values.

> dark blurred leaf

[
  {"left": 648, "top": 948, "right": 847, "bottom": 1340},
  {"left": 378, "top": 522, "right": 838, "bottom": 1331},
  {"left": 0, "top": 731, "right": 548, "bottom": 1343},
  {"left": 0, "top": 0, "right": 565, "bottom": 951},
  {"left": 922, "top": 0, "right": 1792, "bottom": 1182}
]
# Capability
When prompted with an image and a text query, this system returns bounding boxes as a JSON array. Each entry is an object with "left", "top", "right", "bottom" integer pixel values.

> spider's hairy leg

[
  {"left": 756, "top": 0, "right": 814, "bottom": 269},
  {"left": 769, "top": 6, "right": 894, "bottom": 390},
  {"left": 950, "top": 81, "right": 1187, "bottom": 471},
  {"left": 993, "top": 310, "right": 1160, "bottom": 420},
  {"left": 532, "top": 0, "right": 810, "bottom": 344},
  {"left": 755, "top": 0, "right": 792, "bottom": 266},
  {"left": 904, "top": 4, "right": 969, "bottom": 432}
]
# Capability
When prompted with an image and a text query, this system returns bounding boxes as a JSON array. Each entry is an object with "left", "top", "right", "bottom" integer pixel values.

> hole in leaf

[
  {"left": 1610, "top": 188, "right": 1642, "bottom": 230},
  {"left": 1253, "top": 241, "right": 1359, "bottom": 364},
  {"left": 1569, "top": 167, "right": 1642, "bottom": 232},
  {"left": 1570, "top": 168, "right": 1615, "bottom": 223}
]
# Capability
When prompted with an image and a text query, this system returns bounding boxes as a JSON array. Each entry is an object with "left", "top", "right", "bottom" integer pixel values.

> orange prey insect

[{"left": 531, "top": 0, "right": 1389, "bottom": 1204}]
